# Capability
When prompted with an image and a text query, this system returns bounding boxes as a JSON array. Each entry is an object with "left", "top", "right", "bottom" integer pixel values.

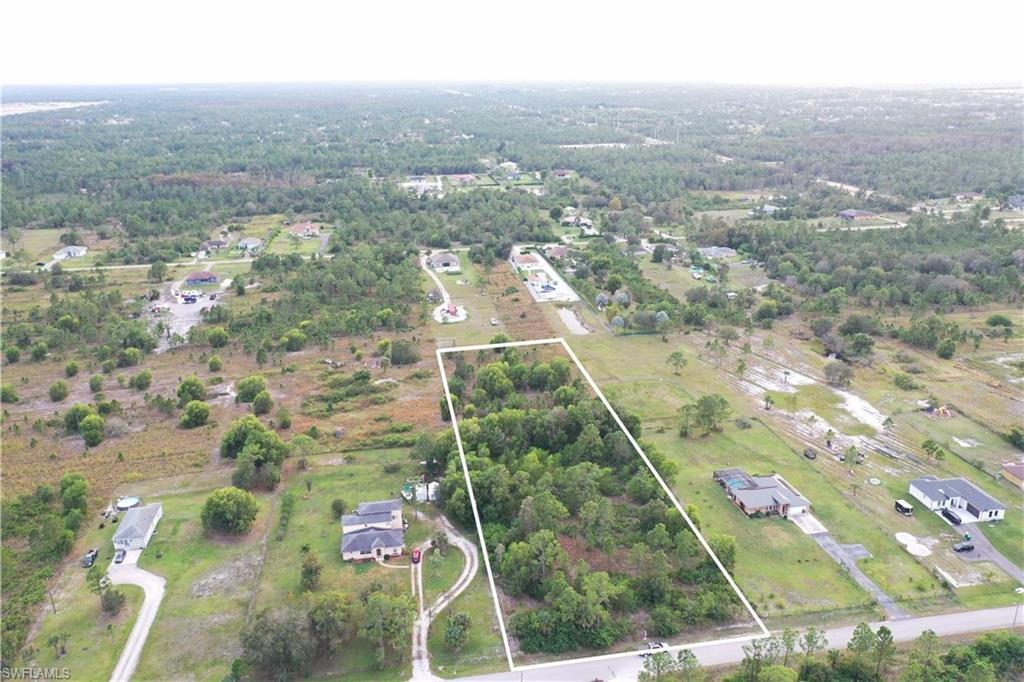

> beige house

[{"left": 341, "top": 499, "right": 405, "bottom": 561}]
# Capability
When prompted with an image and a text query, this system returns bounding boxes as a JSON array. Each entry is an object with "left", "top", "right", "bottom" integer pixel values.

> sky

[{"left": 2, "top": 0, "right": 1022, "bottom": 88}]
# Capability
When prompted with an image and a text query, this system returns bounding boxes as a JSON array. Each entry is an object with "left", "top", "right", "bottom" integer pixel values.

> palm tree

[
  {"left": 825, "top": 429, "right": 835, "bottom": 448},
  {"left": 47, "top": 634, "right": 61, "bottom": 658},
  {"left": 764, "top": 395, "right": 775, "bottom": 411},
  {"left": 666, "top": 351, "right": 687, "bottom": 375}
]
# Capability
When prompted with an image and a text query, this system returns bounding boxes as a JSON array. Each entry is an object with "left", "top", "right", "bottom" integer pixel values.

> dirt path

[{"left": 409, "top": 517, "right": 479, "bottom": 682}]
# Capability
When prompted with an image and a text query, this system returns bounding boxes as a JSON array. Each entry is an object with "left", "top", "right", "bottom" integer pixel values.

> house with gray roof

[
  {"left": 713, "top": 469, "right": 810, "bottom": 518},
  {"left": 53, "top": 245, "right": 88, "bottom": 260},
  {"left": 697, "top": 246, "right": 737, "bottom": 259},
  {"left": 341, "top": 499, "right": 405, "bottom": 561},
  {"left": 908, "top": 476, "right": 1005, "bottom": 524},
  {"left": 341, "top": 528, "right": 405, "bottom": 560},
  {"left": 427, "top": 251, "right": 461, "bottom": 273},
  {"left": 238, "top": 237, "right": 263, "bottom": 251},
  {"left": 112, "top": 503, "right": 163, "bottom": 551}
]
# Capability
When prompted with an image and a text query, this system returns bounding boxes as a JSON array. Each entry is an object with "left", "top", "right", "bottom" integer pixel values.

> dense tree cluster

[{"left": 441, "top": 351, "right": 740, "bottom": 654}]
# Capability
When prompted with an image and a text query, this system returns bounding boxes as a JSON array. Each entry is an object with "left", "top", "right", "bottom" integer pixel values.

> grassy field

[
  {"left": 30, "top": 535, "right": 144, "bottom": 681},
  {"left": 422, "top": 545, "right": 464, "bottom": 605},
  {"left": 133, "top": 487, "right": 270, "bottom": 680},
  {"left": 561, "top": 328, "right": 1021, "bottom": 626},
  {"left": 426, "top": 565, "right": 506, "bottom": 679},
  {"left": 428, "top": 262, "right": 507, "bottom": 347},
  {"left": 267, "top": 233, "right": 324, "bottom": 256},
  {"left": 252, "top": 448, "right": 431, "bottom": 678}
]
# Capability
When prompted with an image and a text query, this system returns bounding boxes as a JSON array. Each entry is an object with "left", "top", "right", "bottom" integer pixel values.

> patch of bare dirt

[{"left": 191, "top": 552, "right": 261, "bottom": 598}]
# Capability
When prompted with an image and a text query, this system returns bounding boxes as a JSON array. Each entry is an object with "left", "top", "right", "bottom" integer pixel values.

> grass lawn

[
  {"left": 30, "top": 527, "right": 144, "bottom": 681},
  {"left": 133, "top": 487, "right": 270, "bottom": 681},
  {"left": 253, "top": 448, "right": 432, "bottom": 678},
  {"left": 422, "top": 546, "right": 464, "bottom": 605},
  {"left": 268, "top": 234, "right": 324, "bottom": 256},
  {"left": 426, "top": 563, "right": 506, "bottom": 679},
  {"left": 645, "top": 424, "right": 879, "bottom": 622},
  {"left": 428, "top": 264, "right": 504, "bottom": 347}
]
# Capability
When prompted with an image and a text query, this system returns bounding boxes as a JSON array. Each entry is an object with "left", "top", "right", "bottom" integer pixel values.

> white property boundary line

[{"left": 435, "top": 337, "right": 771, "bottom": 673}]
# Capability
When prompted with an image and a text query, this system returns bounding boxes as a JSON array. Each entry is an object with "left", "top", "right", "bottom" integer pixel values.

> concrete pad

[{"left": 790, "top": 511, "right": 828, "bottom": 535}]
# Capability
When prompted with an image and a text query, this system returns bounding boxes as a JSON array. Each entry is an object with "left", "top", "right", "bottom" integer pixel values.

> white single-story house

[
  {"left": 341, "top": 499, "right": 405, "bottom": 561},
  {"left": 238, "top": 237, "right": 263, "bottom": 251},
  {"left": 112, "top": 503, "right": 163, "bottom": 551},
  {"left": 908, "top": 476, "right": 1006, "bottom": 524},
  {"left": 427, "top": 252, "right": 461, "bottom": 273},
  {"left": 53, "top": 245, "right": 88, "bottom": 260}
]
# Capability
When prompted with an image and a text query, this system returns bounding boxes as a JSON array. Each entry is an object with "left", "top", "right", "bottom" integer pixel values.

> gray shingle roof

[
  {"left": 341, "top": 527, "right": 404, "bottom": 554},
  {"left": 911, "top": 476, "right": 1006, "bottom": 512},
  {"left": 341, "top": 511, "right": 393, "bottom": 527},
  {"left": 113, "top": 503, "right": 162, "bottom": 542},
  {"left": 356, "top": 499, "right": 403, "bottom": 515}
]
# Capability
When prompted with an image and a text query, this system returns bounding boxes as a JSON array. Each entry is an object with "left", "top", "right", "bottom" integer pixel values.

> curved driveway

[
  {"left": 410, "top": 518, "right": 480, "bottom": 682},
  {"left": 108, "top": 551, "right": 166, "bottom": 682}
]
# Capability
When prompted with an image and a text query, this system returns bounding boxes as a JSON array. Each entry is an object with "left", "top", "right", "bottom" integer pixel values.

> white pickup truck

[{"left": 638, "top": 641, "right": 669, "bottom": 657}]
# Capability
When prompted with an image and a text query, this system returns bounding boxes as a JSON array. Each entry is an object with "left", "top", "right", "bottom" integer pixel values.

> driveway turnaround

[
  {"left": 410, "top": 518, "right": 480, "bottom": 682},
  {"left": 108, "top": 551, "right": 166, "bottom": 682}
]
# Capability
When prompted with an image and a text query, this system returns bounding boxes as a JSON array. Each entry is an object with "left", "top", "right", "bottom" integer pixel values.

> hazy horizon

[{"left": 3, "top": 0, "right": 1022, "bottom": 89}]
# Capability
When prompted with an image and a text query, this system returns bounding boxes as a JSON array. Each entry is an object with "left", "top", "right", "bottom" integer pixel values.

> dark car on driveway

[
  {"left": 114, "top": 549, "right": 127, "bottom": 564},
  {"left": 953, "top": 542, "right": 974, "bottom": 553},
  {"left": 411, "top": 548, "right": 422, "bottom": 564},
  {"left": 803, "top": 448, "right": 818, "bottom": 460},
  {"left": 81, "top": 549, "right": 99, "bottom": 568}
]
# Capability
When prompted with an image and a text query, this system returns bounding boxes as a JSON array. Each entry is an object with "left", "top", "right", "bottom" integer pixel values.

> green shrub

[
  {"left": 181, "top": 400, "right": 211, "bottom": 428},
  {"left": 80, "top": 414, "right": 106, "bottom": 446},
  {"left": 64, "top": 361, "right": 79, "bottom": 378},
  {"left": 236, "top": 374, "right": 268, "bottom": 402},
  {"left": 48, "top": 381, "right": 70, "bottom": 402}
]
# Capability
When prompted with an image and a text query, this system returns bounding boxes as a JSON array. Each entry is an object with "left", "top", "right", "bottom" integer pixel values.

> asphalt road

[
  {"left": 458, "top": 604, "right": 1024, "bottom": 682},
  {"left": 108, "top": 551, "right": 166, "bottom": 682}
]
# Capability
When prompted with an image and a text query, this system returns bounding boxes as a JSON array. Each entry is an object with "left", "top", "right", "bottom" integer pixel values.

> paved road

[
  {"left": 811, "top": 532, "right": 909, "bottom": 620},
  {"left": 108, "top": 551, "right": 166, "bottom": 682},
  {"left": 461, "top": 604, "right": 1024, "bottom": 682},
  {"left": 410, "top": 518, "right": 480, "bottom": 682}
]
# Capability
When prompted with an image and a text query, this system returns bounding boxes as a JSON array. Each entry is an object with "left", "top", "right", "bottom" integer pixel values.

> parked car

[
  {"left": 209, "top": 293, "right": 217, "bottom": 300},
  {"left": 803, "top": 448, "right": 818, "bottom": 460},
  {"left": 953, "top": 542, "right": 974, "bottom": 553},
  {"left": 411, "top": 548, "right": 422, "bottom": 564},
  {"left": 490, "top": 317, "right": 499, "bottom": 326},
  {"left": 942, "top": 509, "right": 962, "bottom": 525},
  {"left": 81, "top": 549, "right": 99, "bottom": 568},
  {"left": 114, "top": 549, "right": 127, "bottom": 564},
  {"left": 638, "top": 642, "right": 669, "bottom": 657},
  {"left": 183, "top": 296, "right": 197, "bottom": 304}
]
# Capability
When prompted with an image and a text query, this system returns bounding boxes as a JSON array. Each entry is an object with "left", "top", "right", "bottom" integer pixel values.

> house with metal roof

[
  {"left": 836, "top": 209, "right": 877, "bottom": 220},
  {"left": 112, "top": 503, "right": 163, "bottom": 551},
  {"left": 238, "top": 237, "right": 263, "bottom": 251},
  {"left": 341, "top": 499, "right": 405, "bottom": 561},
  {"left": 908, "top": 476, "right": 1006, "bottom": 523},
  {"left": 713, "top": 468, "right": 811, "bottom": 518},
  {"left": 53, "top": 245, "right": 88, "bottom": 260},
  {"left": 427, "top": 251, "right": 461, "bottom": 272}
]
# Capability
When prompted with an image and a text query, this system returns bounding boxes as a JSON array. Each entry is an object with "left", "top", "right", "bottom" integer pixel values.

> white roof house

[
  {"left": 112, "top": 503, "right": 163, "bottom": 551},
  {"left": 53, "top": 245, "right": 88, "bottom": 260},
  {"left": 238, "top": 237, "right": 263, "bottom": 251},
  {"left": 908, "top": 476, "right": 1005, "bottom": 524}
]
